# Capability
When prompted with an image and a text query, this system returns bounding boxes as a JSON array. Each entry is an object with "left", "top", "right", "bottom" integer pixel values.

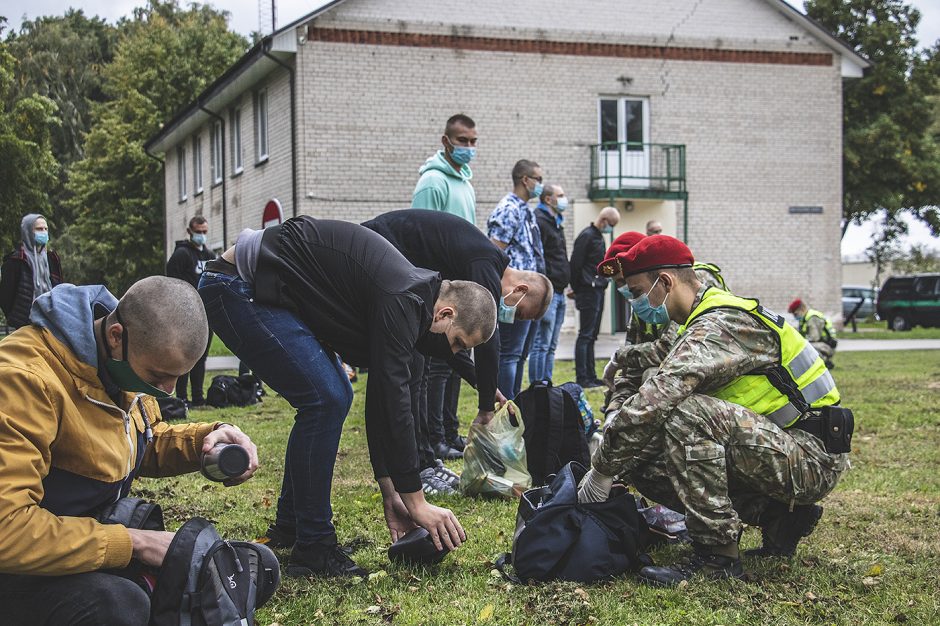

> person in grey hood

[{"left": 1, "top": 214, "right": 64, "bottom": 328}]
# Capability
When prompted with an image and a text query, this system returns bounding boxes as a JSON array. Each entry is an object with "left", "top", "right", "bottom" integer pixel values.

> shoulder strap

[
  {"left": 494, "top": 552, "right": 523, "bottom": 584},
  {"left": 544, "top": 385, "right": 566, "bottom": 472}
]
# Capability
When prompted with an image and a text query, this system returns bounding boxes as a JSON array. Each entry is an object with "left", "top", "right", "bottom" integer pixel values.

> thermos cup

[{"left": 201, "top": 443, "right": 250, "bottom": 482}]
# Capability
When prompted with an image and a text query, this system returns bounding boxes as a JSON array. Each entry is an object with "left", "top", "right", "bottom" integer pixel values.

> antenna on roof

[{"left": 258, "top": 0, "right": 277, "bottom": 35}]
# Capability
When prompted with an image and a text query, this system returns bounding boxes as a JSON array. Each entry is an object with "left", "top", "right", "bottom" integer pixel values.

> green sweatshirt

[{"left": 411, "top": 151, "right": 477, "bottom": 225}]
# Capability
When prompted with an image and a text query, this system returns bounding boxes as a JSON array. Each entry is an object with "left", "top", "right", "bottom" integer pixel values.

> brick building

[{"left": 146, "top": 0, "right": 868, "bottom": 329}]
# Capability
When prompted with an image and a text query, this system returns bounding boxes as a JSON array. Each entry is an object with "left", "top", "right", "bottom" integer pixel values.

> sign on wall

[{"left": 262, "top": 198, "right": 284, "bottom": 227}]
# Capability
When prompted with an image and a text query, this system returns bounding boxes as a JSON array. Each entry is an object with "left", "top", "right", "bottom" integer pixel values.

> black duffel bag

[{"left": 496, "top": 461, "right": 651, "bottom": 584}]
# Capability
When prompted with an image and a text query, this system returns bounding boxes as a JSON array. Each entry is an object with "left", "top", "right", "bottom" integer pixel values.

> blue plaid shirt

[{"left": 486, "top": 193, "right": 545, "bottom": 272}]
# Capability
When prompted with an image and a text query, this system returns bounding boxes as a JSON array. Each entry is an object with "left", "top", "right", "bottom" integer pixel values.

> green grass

[
  {"left": 840, "top": 320, "right": 940, "bottom": 340},
  {"left": 208, "top": 333, "right": 235, "bottom": 357},
  {"left": 146, "top": 353, "right": 940, "bottom": 625}
]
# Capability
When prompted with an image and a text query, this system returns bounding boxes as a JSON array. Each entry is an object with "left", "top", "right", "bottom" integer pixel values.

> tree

[
  {"left": 62, "top": 1, "right": 246, "bottom": 293},
  {"left": 0, "top": 19, "right": 60, "bottom": 251},
  {"left": 891, "top": 243, "right": 940, "bottom": 274},
  {"left": 805, "top": 0, "right": 940, "bottom": 236},
  {"left": 864, "top": 211, "right": 906, "bottom": 287}
]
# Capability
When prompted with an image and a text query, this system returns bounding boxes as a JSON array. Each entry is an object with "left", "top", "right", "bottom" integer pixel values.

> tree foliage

[
  {"left": 61, "top": 1, "right": 246, "bottom": 294},
  {"left": 805, "top": 0, "right": 940, "bottom": 236},
  {"left": 0, "top": 20, "right": 60, "bottom": 251}
]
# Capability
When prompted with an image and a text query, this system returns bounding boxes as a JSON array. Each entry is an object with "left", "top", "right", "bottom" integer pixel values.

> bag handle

[{"left": 494, "top": 552, "right": 523, "bottom": 584}]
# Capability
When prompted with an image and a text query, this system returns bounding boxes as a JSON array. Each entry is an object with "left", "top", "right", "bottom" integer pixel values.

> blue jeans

[
  {"left": 199, "top": 271, "right": 353, "bottom": 546},
  {"left": 497, "top": 319, "right": 533, "bottom": 399},
  {"left": 528, "top": 292, "right": 566, "bottom": 384}
]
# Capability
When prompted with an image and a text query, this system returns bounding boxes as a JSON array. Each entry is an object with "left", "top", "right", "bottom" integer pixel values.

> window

[
  {"left": 177, "top": 146, "right": 187, "bottom": 201},
  {"left": 210, "top": 120, "right": 223, "bottom": 185},
  {"left": 914, "top": 277, "right": 938, "bottom": 296},
  {"left": 254, "top": 89, "right": 268, "bottom": 162},
  {"left": 192, "top": 136, "right": 203, "bottom": 194},
  {"left": 230, "top": 107, "right": 243, "bottom": 174}
]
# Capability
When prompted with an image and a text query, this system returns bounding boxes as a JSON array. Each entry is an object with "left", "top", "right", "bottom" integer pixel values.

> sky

[{"left": 3, "top": 0, "right": 939, "bottom": 257}]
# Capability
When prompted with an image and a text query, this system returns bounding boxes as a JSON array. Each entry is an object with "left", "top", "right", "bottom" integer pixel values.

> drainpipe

[
  {"left": 143, "top": 147, "right": 168, "bottom": 263},
  {"left": 199, "top": 106, "right": 228, "bottom": 247},
  {"left": 263, "top": 46, "right": 298, "bottom": 218}
]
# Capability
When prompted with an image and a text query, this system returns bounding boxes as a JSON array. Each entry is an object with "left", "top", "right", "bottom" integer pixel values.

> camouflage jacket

[
  {"left": 594, "top": 285, "right": 786, "bottom": 476},
  {"left": 802, "top": 315, "right": 829, "bottom": 344}
]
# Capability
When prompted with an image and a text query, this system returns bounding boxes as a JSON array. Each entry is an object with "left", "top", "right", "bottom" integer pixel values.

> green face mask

[{"left": 102, "top": 308, "right": 172, "bottom": 398}]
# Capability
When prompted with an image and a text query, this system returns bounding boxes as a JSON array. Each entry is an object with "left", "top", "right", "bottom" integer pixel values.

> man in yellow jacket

[{"left": 0, "top": 277, "right": 259, "bottom": 626}]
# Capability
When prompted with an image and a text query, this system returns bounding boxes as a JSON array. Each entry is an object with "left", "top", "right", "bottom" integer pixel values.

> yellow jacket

[{"left": 0, "top": 295, "right": 217, "bottom": 576}]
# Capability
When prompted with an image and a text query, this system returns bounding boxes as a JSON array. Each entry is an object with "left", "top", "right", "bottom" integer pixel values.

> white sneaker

[{"left": 420, "top": 466, "right": 457, "bottom": 495}]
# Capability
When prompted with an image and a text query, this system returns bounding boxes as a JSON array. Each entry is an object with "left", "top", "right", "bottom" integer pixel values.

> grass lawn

[
  {"left": 839, "top": 321, "right": 940, "bottom": 340},
  {"left": 146, "top": 351, "right": 940, "bottom": 625}
]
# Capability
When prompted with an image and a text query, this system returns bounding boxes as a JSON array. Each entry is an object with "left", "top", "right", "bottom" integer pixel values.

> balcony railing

[{"left": 589, "top": 142, "right": 687, "bottom": 200}]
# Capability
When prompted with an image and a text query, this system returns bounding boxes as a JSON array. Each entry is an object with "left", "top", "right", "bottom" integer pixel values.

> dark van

[{"left": 876, "top": 274, "right": 940, "bottom": 331}]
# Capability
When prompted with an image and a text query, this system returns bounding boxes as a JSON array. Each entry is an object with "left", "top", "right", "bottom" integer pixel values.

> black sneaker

[
  {"left": 286, "top": 542, "right": 368, "bottom": 578},
  {"left": 447, "top": 435, "right": 467, "bottom": 452},
  {"left": 434, "top": 441, "right": 463, "bottom": 460},
  {"left": 259, "top": 522, "right": 296, "bottom": 550},
  {"left": 638, "top": 549, "right": 744, "bottom": 587},
  {"left": 745, "top": 504, "right": 823, "bottom": 558}
]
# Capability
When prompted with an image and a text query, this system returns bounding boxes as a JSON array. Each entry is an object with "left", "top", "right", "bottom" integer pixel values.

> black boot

[
  {"left": 286, "top": 541, "right": 368, "bottom": 578},
  {"left": 433, "top": 440, "right": 463, "bottom": 460},
  {"left": 261, "top": 522, "right": 296, "bottom": 550},
  {"left": 638, "top": 545, "right": 744, "bottom": 587},
  {"left": 745, "top": 503, "right": 823, "bottom": 558}
]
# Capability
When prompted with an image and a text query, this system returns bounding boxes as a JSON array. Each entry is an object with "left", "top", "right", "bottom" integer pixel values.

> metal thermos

[{"left": 201, "top": 443, "right": 249, "bottom": 482}]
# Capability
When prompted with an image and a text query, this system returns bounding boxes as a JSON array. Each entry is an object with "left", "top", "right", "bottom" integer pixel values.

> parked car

[
  {"left": 876, "top": 274, "right": 940, "bottom": 331},
  {"left": 842, "top": 285, "right": 877, "bottom": 321}
]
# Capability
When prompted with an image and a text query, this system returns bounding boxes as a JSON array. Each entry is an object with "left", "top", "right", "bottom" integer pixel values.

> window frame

[
  {"left": 254, "top": 88, "right": 269, "bottom": 164},
  {"left": 192, "top": 135, "right": 203, "bottom": 195},
  {"left": 230, "top": 106, "right": 243, "bottom": 175},
  {"left": 210, "top": 120, "right": 223, "bottom": 186},
  {"left": 177, "top": 145, "right": 187, "bottom": 202}
]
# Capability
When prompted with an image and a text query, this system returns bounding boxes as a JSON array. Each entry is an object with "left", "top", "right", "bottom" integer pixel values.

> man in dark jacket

[
  {"left": 362, "top": 209, "right": 552, "bottom": 492},
  {"left": 1, "top": 214, "right": 63, "bottom": 329},
  {"left": 529, "top": 184, "right": 570, "bottom": 384},
  {"left": 199, "top": 216, "right": 496, "bottom": 578},
  {"left": 570, "top": 206, "right": 620, "bottom": 387},
  {"left": 165, "top": 216, "right": 216, "bottom": 406}
]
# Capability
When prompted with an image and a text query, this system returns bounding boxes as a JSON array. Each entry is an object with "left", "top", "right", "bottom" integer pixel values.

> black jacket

[
  {"left": 570, "top": 225, "right": 608, "bottom": 294},
  {"left": 166, "top": 240, "right": 216, "bottom": 288},
  {"left": 0, "top": 246, "right": 63, "bottom": 328},
  {"left": 534, "top": 206, "right": 569, "bottom": 292},
  {"left": 254, "top": 216, "right": 450, "bottom": 493}
]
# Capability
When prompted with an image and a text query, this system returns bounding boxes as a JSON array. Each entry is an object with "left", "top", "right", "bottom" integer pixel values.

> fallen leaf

[
  {"left": 677, "top": 580, "right": 689, "bottom": 589},
  {"left": 867, "top": 564, "right": 884, "bottom": 577},
  {"left": 574, "top": 588, "right": 590, "bottom": 602},
  {"left": 365, "top": 606, "right": 382, "bottom": 615},
  {"left": 805, "top": 591, "right": 817, "bottom": 601},
  {"left": 862, "top": 577, "right": 879, "bottom": 587},
  {"left": 478, "top": 604, "right": 495, "bottom": 622},
  {"left": 369, "top": 570, "right": 388, "bottom": 582}
]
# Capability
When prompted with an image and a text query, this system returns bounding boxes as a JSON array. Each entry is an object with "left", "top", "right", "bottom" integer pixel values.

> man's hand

[
  {"left": 577, "top": 468, "right": 614, "bottom": 504},
  {"left": 383, "top": 494, "right": 419, "bottom": 543},
  {"left": 475, "top": 390, "right": 514, "bottom": 426},
  {"left": 127, "top": 528, "right": 176, "bottom": 567},
  {"left": 400, "top": 491, "right": 466, "bottom": 551},
  {"left": 601, "top": 357, "right": 620, "bottom": 391},
  {"left": 202, "top": 424, "right": 260, "bottom": 486}
]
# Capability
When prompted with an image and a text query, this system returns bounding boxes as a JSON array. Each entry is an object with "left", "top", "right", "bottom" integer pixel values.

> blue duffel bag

[{"left": 496, "top": 461, "right": 651, "bottom": 583}]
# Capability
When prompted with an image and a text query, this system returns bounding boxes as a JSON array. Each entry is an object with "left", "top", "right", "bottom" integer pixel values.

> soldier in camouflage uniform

[
  {"left": 579, "top": 235, "right": 849, "bottom": 586},
  {"left": 789, "top": 298, "right": 837, "bottom": 369}
]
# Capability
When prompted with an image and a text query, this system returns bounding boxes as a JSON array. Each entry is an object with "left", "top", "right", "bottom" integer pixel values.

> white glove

[
  {"left": 601, "top": 357, "right": 619, "bottom": 391},
  {"left": 577, "top": 468, "right": 614, "bottom": 504}
]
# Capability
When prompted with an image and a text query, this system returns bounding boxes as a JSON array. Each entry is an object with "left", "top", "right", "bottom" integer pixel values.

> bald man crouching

[{"left": 0, "top": 277, "right": 259, "bottom": 626}]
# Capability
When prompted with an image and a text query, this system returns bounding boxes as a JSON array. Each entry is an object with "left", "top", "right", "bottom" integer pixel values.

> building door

[{"left": 597, "top": 98, "right": 650, "bottom": 189}]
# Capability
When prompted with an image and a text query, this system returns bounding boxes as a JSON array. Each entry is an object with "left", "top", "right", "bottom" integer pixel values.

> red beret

[
  {"left": 617, "top": 235, "right": 694, "bottom": 278},
  {"left": 788, "top": 299, "right": 803, "bottom": 314},
  {"left": 597, "top": 231, "right": 645, "bottom": 277}
]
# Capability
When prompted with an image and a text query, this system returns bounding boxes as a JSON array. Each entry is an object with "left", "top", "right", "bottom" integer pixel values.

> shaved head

[{"left": 117, "top": 276, "right": 208, "bottom": 364}]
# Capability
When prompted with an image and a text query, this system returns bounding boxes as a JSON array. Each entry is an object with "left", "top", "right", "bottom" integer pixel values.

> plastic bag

[{"left": 461, "top": 401, "right": 532, "bottom": 499}]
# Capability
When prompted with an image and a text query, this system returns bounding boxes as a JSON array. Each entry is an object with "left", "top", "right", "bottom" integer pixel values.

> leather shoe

[
  {"left": 638, "top": 548, "right": 743, "bottom": 586},
  {"left": 434, "top": 441, "right": 463, "bottom": 460}
]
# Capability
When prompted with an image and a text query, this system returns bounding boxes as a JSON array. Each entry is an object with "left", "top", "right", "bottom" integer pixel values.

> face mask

[
  {"left": 414, "top": 330, "right": 455, "bottom": 360},
  {"left": 631, "top": 277, "right": 670, "bottom": 325},
  {"left": 529, "top": 181, "right": 544, "bottom": 199},
  {"left": 101, "top": 308, "right": 172, "bottom": 398},
  {"left": 555, "top": 197, "right": 569, "bottom": 212},
  {"left": 34, "top": 232, "right": 49, "bottom": 246},
  {"left": 191, "top": 233, "right": 207, "bottom": 246},
  {"left": 616, "top": 284, "right": 631, "bottom": 299},
  {"left": 446, "top": 138, "right": 476, "bottom": 166},
  {"left": 498, "top": 291, "right": 526, "bottom": 324},
  {"left": 601, "top": 225, "right": 614, "bottom": 235}
]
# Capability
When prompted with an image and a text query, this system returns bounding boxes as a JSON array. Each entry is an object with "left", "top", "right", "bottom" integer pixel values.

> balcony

[{"left": 588, "top": 142, "right": 687, "bottom": 201}]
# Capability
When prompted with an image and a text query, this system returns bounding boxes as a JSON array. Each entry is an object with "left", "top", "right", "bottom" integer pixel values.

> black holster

[{"left": 793, "top": 406, "right": 854, "bottom": 454}]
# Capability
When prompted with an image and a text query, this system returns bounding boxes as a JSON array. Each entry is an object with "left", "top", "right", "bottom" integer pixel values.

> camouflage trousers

[{"left": 623, "top": 393, "right": 849, "bottom": 547}]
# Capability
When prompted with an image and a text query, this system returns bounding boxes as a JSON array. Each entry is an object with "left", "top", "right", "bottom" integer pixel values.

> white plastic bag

[{"left": 461, "top": 401, "right": 531, "bottom": 499}]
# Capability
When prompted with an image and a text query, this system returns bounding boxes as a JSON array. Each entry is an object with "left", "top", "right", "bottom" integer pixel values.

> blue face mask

[
  {"left": 446, "top": 137, "right": 476, "bottom": 166},
  {"left": 616, "top": 284, "right": 631, "bottom": 299},
  {"left": 34, "top": 231, "right": 49, "bottom": 246},
  {"left": 631, "top": 277, "right": 670, "bottom": 325},
  {"left": 191, "top": 233, "right": 207, "bottom": 246},
  {"left": 601, "top": 225, "right": 614, "bottom": 235},
  {"left": 498, "top": 290, "right": 526, "bottom": 324},
  {"left": 529, "top": 181, "right": 544, "bottom": 199},
  {"left": 556, "top": 197, "right": 569, "bottom": 212}
]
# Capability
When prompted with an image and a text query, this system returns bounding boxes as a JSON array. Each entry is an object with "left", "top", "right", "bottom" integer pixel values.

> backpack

[
  {"left": 495, "top": 462, "right": 651, "bottom": 584},
  {"left": 207, "top": 373, "right": 263, "bottom": 408},
  {"left": 157, "top": 396, "right": 189, "bottom": 421},
  {"left": 150, "top": 517, "right": 281, "bottom": 626},
  {"left": 514, "top": 381, "right": 591, "bottom": 486}
]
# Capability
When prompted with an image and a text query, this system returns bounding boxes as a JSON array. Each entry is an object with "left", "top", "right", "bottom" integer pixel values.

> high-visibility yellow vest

[
  {"left": 692, "top": 262, "right": 727, "bottom": 291},
  {"left": 800, "top": 309, "right": 835, "bottom": 344},
  {"left": 677, "top": 289, "right": 840, "bottom": 428}
]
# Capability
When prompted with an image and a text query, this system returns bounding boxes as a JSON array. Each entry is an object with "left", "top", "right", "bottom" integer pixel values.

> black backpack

[
  {"left": 156, "top": 396, "right": 189, "bottom": 421},
  {"left": 495, "top": 462, "right": 650, "bottom": 584},
  {"left": 150, "top": 517, "right": 281, "bottom": 626},
  {"left": 515, "top": 381, "right": 591, "bottom": 486},
  {"left": 207, "top": 374, "right": 263, "bottom": 408}
]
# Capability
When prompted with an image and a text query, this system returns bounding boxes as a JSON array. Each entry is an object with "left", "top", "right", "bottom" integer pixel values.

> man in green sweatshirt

[{"left": 412, "top": 114, "right": 478, "bottom": 225}]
